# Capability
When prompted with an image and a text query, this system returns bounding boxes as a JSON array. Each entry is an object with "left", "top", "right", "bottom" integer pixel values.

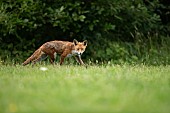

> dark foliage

[{"left": 0, "top": 0, "right": 169, "bottom": 64}]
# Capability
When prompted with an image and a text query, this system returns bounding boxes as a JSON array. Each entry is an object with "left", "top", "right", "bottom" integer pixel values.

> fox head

[{"left": 72, "top": 39, "right": 87, "bottom": 56}]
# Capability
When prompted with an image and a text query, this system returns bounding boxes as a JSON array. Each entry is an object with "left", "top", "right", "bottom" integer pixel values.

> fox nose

[{"left": 78, "top": 53, "right": 82, "bottom": 56}]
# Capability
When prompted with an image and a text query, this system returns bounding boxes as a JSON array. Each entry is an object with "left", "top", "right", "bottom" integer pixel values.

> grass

[{"left": 0, "top": 64, "right": 170, "bottom": 113}]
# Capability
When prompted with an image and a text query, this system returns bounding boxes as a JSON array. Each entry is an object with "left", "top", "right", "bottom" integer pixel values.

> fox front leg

[{"left": 75, "top": 55, "right": 85, "bottom": 65}]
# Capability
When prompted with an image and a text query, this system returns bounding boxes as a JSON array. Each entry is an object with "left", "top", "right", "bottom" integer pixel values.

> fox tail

[{"left": 22, "top": 48, "right": 41, "bottom": 66}]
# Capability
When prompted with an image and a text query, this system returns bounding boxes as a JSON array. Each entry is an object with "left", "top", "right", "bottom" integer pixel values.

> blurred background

[{"left": 0, "top": 0, "right": 170, "bottom": 65}]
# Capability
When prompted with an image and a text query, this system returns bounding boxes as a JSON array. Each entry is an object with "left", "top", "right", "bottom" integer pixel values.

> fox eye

[{"left": 77, "top": 48, "right": 79, "bottom": 51}]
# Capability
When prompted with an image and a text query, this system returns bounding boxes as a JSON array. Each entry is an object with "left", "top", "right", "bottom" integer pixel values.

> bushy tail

[{"left": 22, "top": 48, "right": 41, "bottom": 66}]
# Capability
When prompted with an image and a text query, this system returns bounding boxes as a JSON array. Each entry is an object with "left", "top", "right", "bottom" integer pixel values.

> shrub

[{"left": 0, "top": 0, "right": 169, "bottom": 65}]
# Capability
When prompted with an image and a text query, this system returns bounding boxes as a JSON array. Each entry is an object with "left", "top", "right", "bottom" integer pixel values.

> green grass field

[{"left": 0, "top": 64, "right": 170, "bottom": 113}]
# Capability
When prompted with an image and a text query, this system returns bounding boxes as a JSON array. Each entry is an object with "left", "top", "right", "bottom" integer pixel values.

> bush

[{"left": 0, "top": 0, "right": 169, "bottom": 65}]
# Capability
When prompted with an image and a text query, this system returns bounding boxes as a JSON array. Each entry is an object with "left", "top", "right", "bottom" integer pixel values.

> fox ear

[
  {"left": 73, "top": 39, "right": 79, "bottom": 45},
  {"left": 83, "top": 40, "right": 87, "bottom": 46}
]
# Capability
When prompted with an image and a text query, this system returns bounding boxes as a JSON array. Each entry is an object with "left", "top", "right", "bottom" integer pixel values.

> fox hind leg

[
  {"left": 32, "top": 53, "right": 48, "bottom": 65},
  {"left": 49, "top": 53, "right": 56, "bottom": 65}
]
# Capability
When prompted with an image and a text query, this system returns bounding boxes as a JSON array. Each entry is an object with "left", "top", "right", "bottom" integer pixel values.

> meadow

[{"left": 0, "top": 64, "right": 170, "bottom": 113}]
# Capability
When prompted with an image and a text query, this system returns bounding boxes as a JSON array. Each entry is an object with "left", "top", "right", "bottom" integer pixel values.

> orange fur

[{"left": 22, "top": 39, "right": 87, "bottom": 66}]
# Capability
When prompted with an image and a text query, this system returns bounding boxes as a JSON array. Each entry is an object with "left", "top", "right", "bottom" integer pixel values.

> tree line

[{"left": 0, "top": 0, "right": 170, "bottom": 65}]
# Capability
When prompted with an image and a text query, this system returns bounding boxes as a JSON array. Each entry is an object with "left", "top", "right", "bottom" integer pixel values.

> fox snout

[
  {"left": 79, "top": 53, "right": 82, "bottom": 55},
  {"left": 72, "top": 51, "right": 83, "bottom": 56},
  {"left": 77, "top": 52, "right": 82, "bottom": 56}
]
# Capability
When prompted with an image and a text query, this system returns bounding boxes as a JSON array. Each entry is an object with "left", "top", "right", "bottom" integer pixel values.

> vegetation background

[
  {"left": 0, "top": 0, "right": 170, "bottom": 65},
  {"left": 1, "top": 1, "right": 170, "bottom": 113}
]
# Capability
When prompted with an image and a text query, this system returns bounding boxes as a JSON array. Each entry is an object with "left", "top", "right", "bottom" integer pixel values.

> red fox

[{"left": 22, "top": 39, "right": 87, "bottom": 66}]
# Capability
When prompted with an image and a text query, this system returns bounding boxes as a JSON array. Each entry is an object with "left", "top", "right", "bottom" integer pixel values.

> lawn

[{"left": 0, "top": 64, "right": 170, "bottom": 113}]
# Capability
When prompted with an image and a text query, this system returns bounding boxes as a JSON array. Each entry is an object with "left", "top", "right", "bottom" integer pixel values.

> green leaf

[
  {"left": 79, "top": 15, "right": 86, "bottom": 22},
  {"left": 89, "top": 24, "right": 94, "bottom": 31}
]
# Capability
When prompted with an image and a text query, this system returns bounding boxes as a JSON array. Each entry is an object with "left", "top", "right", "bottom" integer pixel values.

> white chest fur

[
  {"left": 66, "top": 50, "right": 77, "bottom": 58},
  {"left": 66, "top": 53, "right": 73, "bottom": 58}
]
